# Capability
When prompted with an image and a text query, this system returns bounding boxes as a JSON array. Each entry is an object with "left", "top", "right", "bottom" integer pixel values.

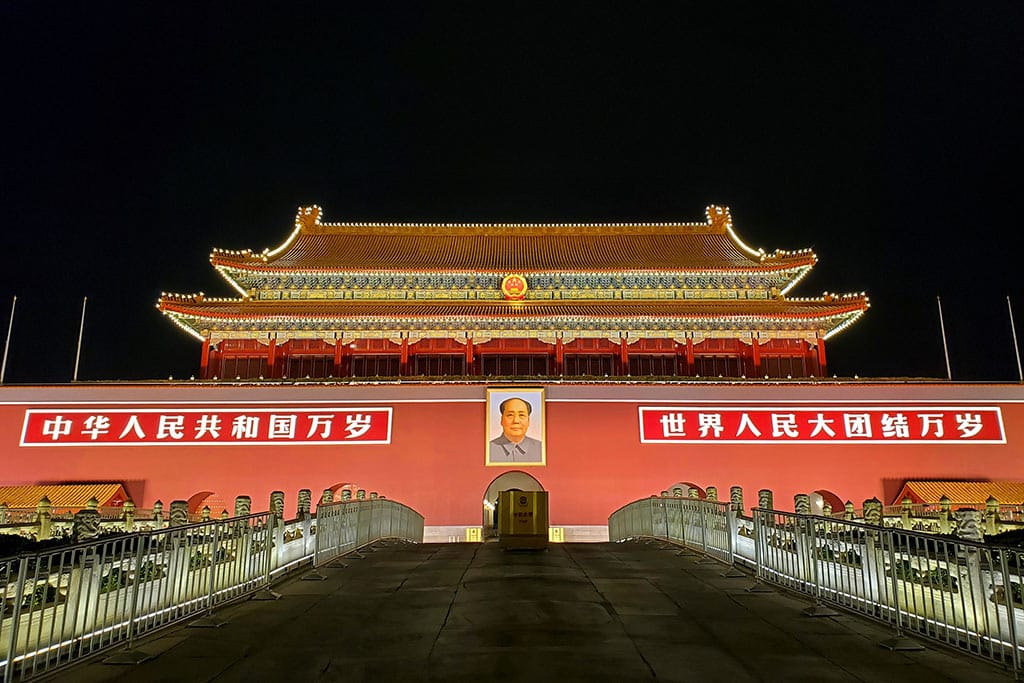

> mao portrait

[{"left": 486, "top": 388, "right": 546, "bottom": 466}]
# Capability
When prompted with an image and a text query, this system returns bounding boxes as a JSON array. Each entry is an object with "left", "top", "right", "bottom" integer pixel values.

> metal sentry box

[{"left": 497, "top": 490, "right": 549, "bottom": 550}]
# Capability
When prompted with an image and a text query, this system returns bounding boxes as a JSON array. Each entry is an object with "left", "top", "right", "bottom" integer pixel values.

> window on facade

[
  {"left": 285, "top": 355, "right": 333, "bottom": 378},
  {"left": 219, "top": 357, "right": 269, "bottom": 379},
  {"left": 351, "top": 355, "right": 401, "bottom": 377},
  {"left": 762, "top": 356, "right": 810, "bottom": 378},
  {"left": 481, "top": 354, "right": 550, "bottom": 376},
  {"left": 693, "top": 355, "right": 743, "bottom": 378},
  {"left": 628, "top": 354, "right": 677, "bottom": 376},
  {"left": 413, "top": 354, "right": 467, "bottom": 376},
  {"left": 563, "top": 354, "right": 615, "bottom": 376}
]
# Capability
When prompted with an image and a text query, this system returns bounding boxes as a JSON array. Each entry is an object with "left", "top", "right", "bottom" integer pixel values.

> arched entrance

[
  {"left": 187, "top": 491, "right": 229, "bottom": 519},
  {"left": 811, "top": 489, "right": 844, "bottom": 515},
  {"left": 665, "top": 481, "right": 706, "bottom": 499},
  {"left": 327, "top": 482, "right": 362, "bottom": 501},
  {"left": 482, "top": 471, "right": 544, "bottom": 539}
]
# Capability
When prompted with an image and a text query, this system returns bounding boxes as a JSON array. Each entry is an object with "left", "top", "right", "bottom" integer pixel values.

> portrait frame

[{"left": 485, "top": 387, "right": 546, "bottom": 466}]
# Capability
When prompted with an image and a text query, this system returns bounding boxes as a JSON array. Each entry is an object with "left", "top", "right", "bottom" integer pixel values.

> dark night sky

[{"left": 1, "top": 3, "right": 1021, "bottom": 383}]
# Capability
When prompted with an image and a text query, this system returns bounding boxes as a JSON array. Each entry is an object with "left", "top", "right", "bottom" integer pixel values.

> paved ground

[{"left": 62, "top": 541, "right": 1011, "bottom": 682}]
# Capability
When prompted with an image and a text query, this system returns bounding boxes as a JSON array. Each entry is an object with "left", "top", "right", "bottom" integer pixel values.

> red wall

[{"left": 2, "top": 382, "right": 1023, "bottom": 526}]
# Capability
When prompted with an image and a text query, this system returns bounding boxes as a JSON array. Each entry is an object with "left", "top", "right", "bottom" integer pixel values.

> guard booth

[{"left": 497, "top": 490, "right": 549, "bottom": 550}]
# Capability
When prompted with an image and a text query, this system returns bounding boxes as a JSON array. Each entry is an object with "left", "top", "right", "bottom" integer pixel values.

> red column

[
  {"left": 400, "top": 338, "right": 409, "bottom": 376},
  {"left": 267, "top": 338, "right": 277, "bottom": 378},
  {"left": 620, "top": 338, "right": 629, "bottom": 375},
  {"left": 751, "top": 337, "right": 761, "bottom": 377},
  {"left": 685, "top": 338, "right": 695, "bottom": 376},
  {"left": 200, "top": 338, "right": 211, "bottom": 379},
  {"left": 555, "top": 337, "right": 564, "bottom": 375},
  {"left": 816, "top": 338, "right": 827, "bottom": 376},
  {"left": 465, "top": 337, "right": 474, "bottom": 374},
  {"left": 333, "top": 339, "right": 343, "bottom": 377}
]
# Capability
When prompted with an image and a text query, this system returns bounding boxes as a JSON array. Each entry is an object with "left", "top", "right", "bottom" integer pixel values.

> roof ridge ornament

[
  {"left": 297, "top": 205, "right": 322, "bottom": 231},
  {"left": 707, "top": 204, "right": 768, "bottom": 262},
  {"left": 705, "top": 204, "right": 732, "bottom": 231}
]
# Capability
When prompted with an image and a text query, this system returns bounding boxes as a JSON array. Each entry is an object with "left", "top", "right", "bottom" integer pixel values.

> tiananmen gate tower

[
  {"left": 156, "top": 205, "right": 868, "bottom": 381},
  {"left": 4, "top": 205, "right": 1024, "bottom": 542}
]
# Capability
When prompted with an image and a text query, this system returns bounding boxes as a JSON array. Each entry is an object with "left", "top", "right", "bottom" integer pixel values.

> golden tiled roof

[
  {"left": 0, "top": 483, "right": 127, "bottom": 509},
  {"left": 209, "top": 205, "right": 817, "bottom": 273},
  {"left": 893, "top": 481, "right": 1024, "bottom": 505}
]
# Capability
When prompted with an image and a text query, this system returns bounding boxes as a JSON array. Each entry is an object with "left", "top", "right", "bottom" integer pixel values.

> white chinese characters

[
  {"left": 23, "top": 407, "right": 392, "bottom": 446},
  {"left": 640, "top": 407, "right": 1003, "bottom": 444}
]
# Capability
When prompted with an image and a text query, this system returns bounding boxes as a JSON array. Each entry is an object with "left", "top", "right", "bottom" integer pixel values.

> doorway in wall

[{"left": 482, "top": 471, "right": 544, "bottom": 539}]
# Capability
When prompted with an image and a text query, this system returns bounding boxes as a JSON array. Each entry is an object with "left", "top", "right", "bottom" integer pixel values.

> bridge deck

[{"left": 69, "top": 541, "right": 1009, "bottom": 682}]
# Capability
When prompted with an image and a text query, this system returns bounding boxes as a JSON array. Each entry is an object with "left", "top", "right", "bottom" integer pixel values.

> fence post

[
  {"left": 985, "top": 496, "right": 1000, "bottom": 536},
  {"left": 938, "top": 495, "right": 952, "bottom": 534},
  {"left": 3, "top": 557, "right": 29, "bottom": 683},
  {"left": 877, "top": 522, "right": 924, "bottom": 651},
  {"left": 955, "top": 509, "right": 991, "bottom": 638},
  {"left": 252, "top": 514, "right": 282, "bottom": 601},
  {"left": 36, "top": 496, "right": 52, "bottom": 540},
  {"left": 190, "top": 520, "right": 228, "bottom": 628},
  {"left": 792, "top": 494, "right": 812, "bottom": 585},
  {"left": 721, "top": 499, "right": 746, "bottom": 577},
  {"left": 900, "top": 497, "right": 912, "bottom": 529},
  {"left": 796, "top": 495, "right": 839, "bottom": 617},
  {"left": 104, "top": 533, "right": 153, "bottom": 663},
  {"left": 123, "top": 500, "right": 135, "bottom": 532},
  {"left": 998, "top": 547, "right": 1022, "bottom": 674},
  {"left": 169, "top": 500, "right": 189, "bottom": 527},
  {"left": 746, "top": 508, "right": 773, "bottom": 593},
  {"left": 697, "top": 501, "right": 710, "bottom": 554}
]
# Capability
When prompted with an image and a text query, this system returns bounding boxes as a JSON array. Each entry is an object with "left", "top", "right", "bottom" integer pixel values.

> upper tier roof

[{"left": 209, "top": 205, "right": 817, "bottom": 274}]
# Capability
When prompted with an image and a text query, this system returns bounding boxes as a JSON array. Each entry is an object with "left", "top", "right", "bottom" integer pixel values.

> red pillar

[
  {"left": 333, "top": 339, "right": 343, "bottom": 377},
  {"left": 816, "top": 338, "right": 827, "bottom": 376},
  {"left": 465, "top": 337, "right": 475, "bottom": 375},
  {"left": 555, "top": 337, "right": 564, "bottom": 375},
  {"left": 685, "top": 338, "right": 695, "bottom": 376},
  {"left": 751, "top": 337, "right": 761, "bottom": 377},
  {"left": 620, "top": 338, "right": 629, "bottom": 375},
  {"left": 267, "top": 338, "right": 277, "bottom": 379},
  {"left": 200, "top": 338, "right": 211, "bottom": 379},
  {"left": 400, "top": 338, "right": 409, "bottom": 376}
]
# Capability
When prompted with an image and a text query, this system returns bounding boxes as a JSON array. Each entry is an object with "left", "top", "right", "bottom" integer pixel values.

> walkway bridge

[{"left": 2, "top": 497, "right": 1021, "bottom": 681}]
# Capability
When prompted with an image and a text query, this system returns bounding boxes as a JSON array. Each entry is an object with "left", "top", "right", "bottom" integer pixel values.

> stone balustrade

[
  {"left": 641, "top": 485, "right": 1024, "bottom": 542},
  {"left": 1, "top": 486, "right": 372, "bottom": 549}
]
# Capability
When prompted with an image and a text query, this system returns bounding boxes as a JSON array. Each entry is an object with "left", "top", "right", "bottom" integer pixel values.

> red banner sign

[
  {"left": 20, "top": 407, "right": 392, "bottom": 446},
  {"left": 639, "top": 406, "right": 1005, "bottom": 444}
]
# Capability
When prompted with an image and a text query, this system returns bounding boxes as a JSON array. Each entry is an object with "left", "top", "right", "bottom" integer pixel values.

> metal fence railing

[
  {"left": 609, "top": 497, "right": 1024, "bottom": 674},
  {"left": 1, "top": 499, "right": 423, "bottom": 682},
  {"left": 311, "top": 499, "right": 423, "bottom": 571}
]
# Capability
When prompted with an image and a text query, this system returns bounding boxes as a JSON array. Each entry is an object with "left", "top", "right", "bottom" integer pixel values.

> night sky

[{"left": 1, "top": 3, "right": 1022, "bottom": 383}]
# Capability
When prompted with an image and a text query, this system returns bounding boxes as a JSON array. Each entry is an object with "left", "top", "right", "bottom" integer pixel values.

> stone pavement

[{"left": 62, "top": 541, "right": 1011, "bottom": 682}]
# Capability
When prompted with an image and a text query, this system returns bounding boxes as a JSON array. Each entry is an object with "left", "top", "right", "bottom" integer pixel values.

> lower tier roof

[{"left": 159, "top": 296, "right": 868, "bottom": 341}]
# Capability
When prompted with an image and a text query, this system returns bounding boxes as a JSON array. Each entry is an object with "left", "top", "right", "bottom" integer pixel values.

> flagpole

[
  {"left": 937, "top": 296, "right": 952, "bottom": 381},
  {"left": 73, "top": 296, "right": 87, "bottom": 382},
  {"left": 0, "top": 296, "right": 15, "bottom": 387},
  {"left": 1009, "top": 296, "right": 1023, "bottom": 383}
]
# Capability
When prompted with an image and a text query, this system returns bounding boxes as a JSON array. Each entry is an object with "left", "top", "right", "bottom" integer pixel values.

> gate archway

[{"left": 482, "top": 471, "right": 544, "bottom": 538}]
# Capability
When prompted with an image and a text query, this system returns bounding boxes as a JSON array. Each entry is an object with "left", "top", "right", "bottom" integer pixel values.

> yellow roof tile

[
  {"left": 893, "top": 481, "right": 1024, "bottom": 506},
  {"left": 0, "top": 483, "right": 127, "bottom": 509}
]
